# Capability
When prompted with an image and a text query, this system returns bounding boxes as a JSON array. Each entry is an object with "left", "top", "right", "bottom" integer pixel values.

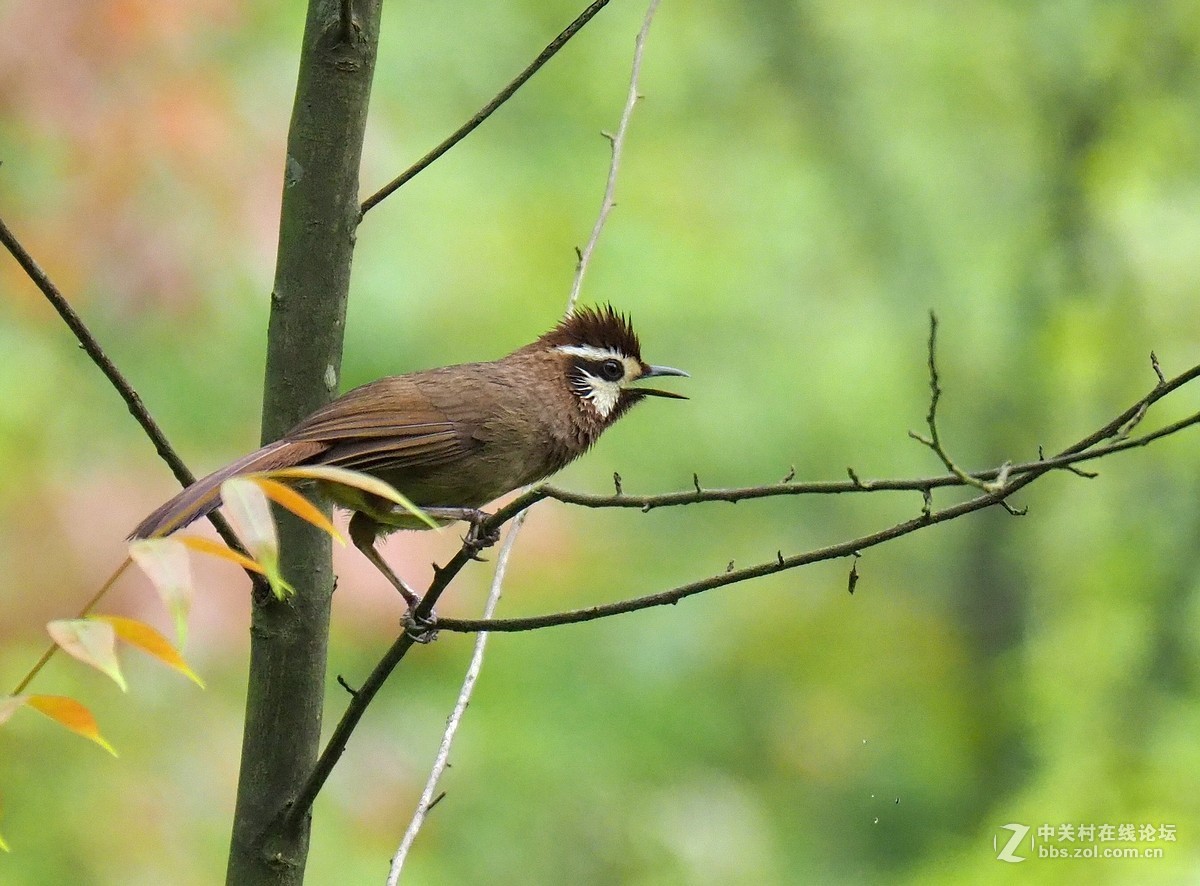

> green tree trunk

[{"left": 226, "top": 3, "right": 383, "bottom": 883}]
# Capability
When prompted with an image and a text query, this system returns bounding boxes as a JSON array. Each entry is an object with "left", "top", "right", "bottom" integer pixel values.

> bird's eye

[{"left": 599, "top": 358, "right": 624, "bottom": 382}]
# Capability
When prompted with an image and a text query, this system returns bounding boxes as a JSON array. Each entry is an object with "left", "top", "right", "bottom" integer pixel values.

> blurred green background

[{"left": 2, "top": 0, "right": 1200, "bottom": 883}]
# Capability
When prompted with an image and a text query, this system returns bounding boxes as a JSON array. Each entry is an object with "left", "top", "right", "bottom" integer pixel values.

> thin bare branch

[
  {"left": 426, "top": 362, "right": 1200, "bottom": 634},
  {"left": 387, "top": 512, "right": 527, "bottom": 883},
  {"left": 0, "top": 213, "right": 249, "bottom": 558},
  {"left": 566, "top": 0, "right": 661, "bottom": 314},
  {"left": 360, "top": 0, "right": 614, "bottom": 216}
]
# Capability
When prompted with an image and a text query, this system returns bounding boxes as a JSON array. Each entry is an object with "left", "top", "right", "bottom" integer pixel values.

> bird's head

[{"left": 533, "top": 304, "right": 688, "bottom": 425}]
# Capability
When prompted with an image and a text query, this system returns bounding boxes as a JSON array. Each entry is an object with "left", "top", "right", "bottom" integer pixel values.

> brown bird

[{"left": 131, "top": 305, "right": 687, "bottom": 604}]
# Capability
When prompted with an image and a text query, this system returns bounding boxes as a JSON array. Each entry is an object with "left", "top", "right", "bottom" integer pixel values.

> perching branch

[
  {"left": 359, "top": 0, "right": 614, "bottom": 216},
  {"left": 286, "top": 316, "right": 1200, "bottom": 827},
  {"left": 430, "top": 350, "right": 1200, "bottom": 635}
]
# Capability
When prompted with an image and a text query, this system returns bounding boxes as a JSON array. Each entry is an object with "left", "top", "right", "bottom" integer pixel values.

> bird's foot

[
  {"left": 423, "top": 507, "right": 499, "bottom": 554},
  {"left": 402, "top": 610, "right": 438, "bottom": 644}
]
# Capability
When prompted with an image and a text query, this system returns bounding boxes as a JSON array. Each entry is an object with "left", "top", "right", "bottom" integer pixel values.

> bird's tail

[{"left": 130, "top": 439, "right": 317, "bottom": 539}]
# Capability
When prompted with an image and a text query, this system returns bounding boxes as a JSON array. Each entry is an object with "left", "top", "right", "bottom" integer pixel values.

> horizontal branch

[
  {"left": 435, "top": 357, "right": 1200, "bottom": 634},
  {"left": 488, "top": 409, "right": 1200, "bottom": 520}
]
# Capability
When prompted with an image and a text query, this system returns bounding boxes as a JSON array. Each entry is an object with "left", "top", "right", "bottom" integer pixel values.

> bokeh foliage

[{"left": 2, "top": 0, "right": 1199, "bottom": 882}]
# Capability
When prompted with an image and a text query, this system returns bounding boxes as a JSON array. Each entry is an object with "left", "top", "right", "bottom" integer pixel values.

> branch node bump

[
  {"left": 612, "top": 472, "right": 623, "bottom": 495},
  {"left": 693, "top": 473, "right": 702, "bottom": 494},
  {"left": 782, "top": 465, "right": 796, "bottom": 483},
  {"left": 1151, "top": 351, "right": 1165, "bottom": 386}
]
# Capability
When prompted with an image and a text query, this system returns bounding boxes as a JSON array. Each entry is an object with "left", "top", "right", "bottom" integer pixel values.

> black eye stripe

[{"left": 574, "top": 357, "right": 625, "bottom": 381}]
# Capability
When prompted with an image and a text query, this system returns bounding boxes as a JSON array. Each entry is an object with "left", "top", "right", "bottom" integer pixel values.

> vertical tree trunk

[{"left": 226, "top": 2, "right": 382, "bottom": 883}]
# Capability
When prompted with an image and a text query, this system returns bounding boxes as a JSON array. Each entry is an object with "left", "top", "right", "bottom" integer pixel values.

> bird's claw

[{"left": 402, "top": 610, "right": 438, "bottom": 644}]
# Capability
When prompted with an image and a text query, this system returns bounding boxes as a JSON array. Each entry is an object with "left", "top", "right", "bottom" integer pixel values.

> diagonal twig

[
  {"left": 386, "top": 511, "right": 527, "bottom": 883},
  {"left": 360, "top": 0, "right": 614, "bottom": 216},
  {"left": 566, "top": 0, "right": 661, "bottom": 314},
  {"left": 0, "top": 213, "right": 247, "bottom": 555}
]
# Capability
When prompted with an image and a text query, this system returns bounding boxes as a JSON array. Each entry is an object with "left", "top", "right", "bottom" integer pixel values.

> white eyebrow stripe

[{"left": 555, "top": 344, "right": 626, "bottom": 362}]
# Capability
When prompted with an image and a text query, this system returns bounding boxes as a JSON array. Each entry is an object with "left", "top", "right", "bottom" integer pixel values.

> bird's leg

[
  {"left": 349, "top": 512, "right": 420, "bottom": 608},
  {"left": 422, "top": 507, "right": 499, "bottom": 551}
]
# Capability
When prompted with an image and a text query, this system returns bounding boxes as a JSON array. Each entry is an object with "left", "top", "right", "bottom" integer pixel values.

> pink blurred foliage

[{"left": 0, "top": 0, "right": 283, "bottom": 315}]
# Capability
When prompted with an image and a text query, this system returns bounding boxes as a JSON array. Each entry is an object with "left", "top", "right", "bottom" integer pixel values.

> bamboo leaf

[
  {"left": 176, "top": 535, "right": 266, "bottom": 575},
  {"left": 245, "top": 476, "right": 343, "bottom": 543},
  {"left": 267, "top": 465, "right": 438, "bottom": 529},
  {"left": 24, "top": 695, "right": 117, "bottom": 756},
  {"left": 0, "top": 696, "right": 26, "bottom": 727},
  {"left": 46, "top": 619, "right": 126, "bottom": 692},
  {"left": 128, "top": 538, "right": 194, "bottom": 647},
  {"left": 95, "top": 616, "right": 205, "bottom": 689},
  {"left": 220, "top": 478, "right": 294, "bottom": 599}
]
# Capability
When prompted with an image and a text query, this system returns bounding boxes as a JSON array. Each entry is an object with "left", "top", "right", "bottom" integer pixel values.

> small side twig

[
  {"left": 338, "top": 0, "right": 356, "bottom": 42},
  {"left": 360, "top": 0, "right": 614, "bottom": 215},
  {"left": 565, "top": 0, "right": 661, "bottom": 314},
  {"left": 907, "top": 311, "right": 1012, "bottom": 499}
]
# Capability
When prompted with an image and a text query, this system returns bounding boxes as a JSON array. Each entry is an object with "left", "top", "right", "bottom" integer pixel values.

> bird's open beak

[{"left": 634, "top": 364, "right": 690, "bottom": 399}]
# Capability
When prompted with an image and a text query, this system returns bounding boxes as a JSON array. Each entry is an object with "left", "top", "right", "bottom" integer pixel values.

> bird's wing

[{"left": 283, "top": 376, "right": 473, "bottom": 473}]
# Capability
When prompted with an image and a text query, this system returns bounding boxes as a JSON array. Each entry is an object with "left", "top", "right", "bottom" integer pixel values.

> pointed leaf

[
  {"left": 267, "top": 465, "right": 439, "bottom": 529},
  {"left": 25, "top": 695, "right": 117, "bottom": 756},
  {"left": 128, "top": 538, "right": 194, "bottom": 647},
  {"left": 220, "top": 477, "right": 278, "bottom": 561},
  {"left": 245, "top": 476, "right": 343, "bottom": 543},
  {"left": 219, "top": 478, "right": 293, "bottom": 599},
  {"left": 176, "top": 535, "right": 266, "bottom": 575},
  {"left": 95, "top": 616, "right": 205, "bottom": 689},
  {"left": 0, "top": 695, "right": 26, "bottom": 727},
  {"left": 47, "top": 619, "right": 126, "bottom": 692}
]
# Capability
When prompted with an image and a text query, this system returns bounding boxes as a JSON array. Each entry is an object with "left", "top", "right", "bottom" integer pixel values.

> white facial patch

[
  {"left": 556, "top": 344, "right": 641, "bottom": 419},
  {"left": 574, "top": 369, "right": 621, "bottom": 418}
]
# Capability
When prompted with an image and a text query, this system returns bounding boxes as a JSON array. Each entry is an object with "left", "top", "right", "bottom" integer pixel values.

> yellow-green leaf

[
  {"left": 176, "top": 535, "right": 266, "bottom": 575},
  {"left": 47, "top": 619, "right": 126, "bottom": 692},
  {"left": 128, "top": 537, "right": 194, "bottom": 647},
  {"left": 220, "top": 477, "right": 278, "bottom": 560},
  {"left": 245, "top": 476, "right": 344, "bottom": 543},
  {"left": 0, "top": 695, "right": 26, "bottom": 727},
  {"left": 267, "top": 465, "right": 439, "bottom": 529},
  {"left": 94, "top": 616, "right": 205, "bottom": 689},
  {"left": 219, "top": 478, "right": 294, "bottom": 599},
  {"left": 24, "top": 695, "right": 117, "bottom": 756}
]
